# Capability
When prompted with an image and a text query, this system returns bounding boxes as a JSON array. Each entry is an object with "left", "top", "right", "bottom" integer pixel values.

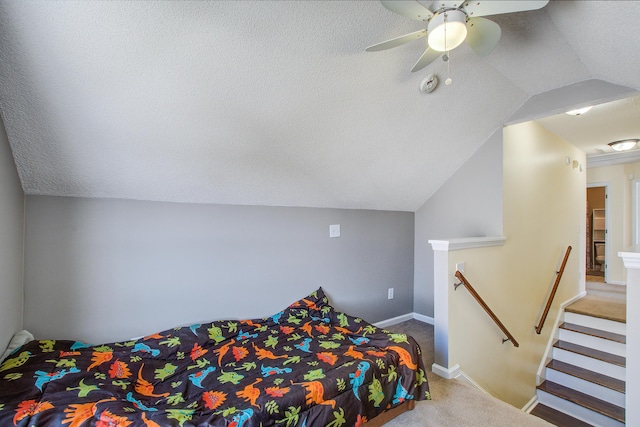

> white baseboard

[
  {"left": 432, "top": 363, "right": 494, "bottom": 398},
  {"left": 412, "top": 312, "right": 435, "bottom": 325},
  {"left": 456, "top": 369, "right": 491, "bottom": 396},
  {"left": 373, "top": 312, "right": 434, "bottom": 328},
  {"left": 522, "top": 395, "right": 538, "bottom": 413},
  {"left": 373, "top": 313, "right": 414, "bottom": 328},
  {"left": 432, "top": 363, "right": 460, "bottom": 379}
]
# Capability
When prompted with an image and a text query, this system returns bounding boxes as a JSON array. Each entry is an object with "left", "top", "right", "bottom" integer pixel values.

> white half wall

[{"left": 439, "top": 121, "right": 585, "bottom": 408}]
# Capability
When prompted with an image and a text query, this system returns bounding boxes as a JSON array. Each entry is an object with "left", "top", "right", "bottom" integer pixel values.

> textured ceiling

[
  {"left": 1, "top": 1, "right": 639, "bottom": 211},
  {"left": 535, "top": 94, "right": 640, "bottom": 156}
]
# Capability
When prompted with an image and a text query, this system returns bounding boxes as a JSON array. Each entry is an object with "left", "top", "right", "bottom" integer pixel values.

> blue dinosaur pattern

[
  {"left": 260, "top": 364, "right": 292, "bottom": 377},
  {"left": 294, "top": 337, "right": 312, "bottom": 353},
  {"left": 188, "top": 366, "right": 216, "bottom": 388},
  {"left": 132, "top": 342, "right": 160, "bottom": 356},
  {"left": 349, "top": 361, "right": 370, "bottom": 400},
  {"left": 34, "top": 367, "right": 81, "bottom": 391},
  {"left": 0, "top": 288, "right": 430, "bottom": 427}
]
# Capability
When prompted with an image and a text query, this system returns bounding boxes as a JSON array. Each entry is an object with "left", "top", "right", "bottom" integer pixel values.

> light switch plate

[{"left": 330, "top": 224, "right": 340, "bottom": 238}]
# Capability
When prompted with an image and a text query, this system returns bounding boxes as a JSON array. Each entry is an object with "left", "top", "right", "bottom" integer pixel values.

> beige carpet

[
  {"left": 566, "top": 294, "right": 626, "bottom": 323},
  {"left": 381, "top": 320, "right": 551, "bottom": 427}
]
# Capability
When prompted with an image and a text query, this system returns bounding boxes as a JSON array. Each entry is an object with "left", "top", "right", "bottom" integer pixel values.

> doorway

[{"left": 586, "top": 185, "right": 607, "bottom": 282}]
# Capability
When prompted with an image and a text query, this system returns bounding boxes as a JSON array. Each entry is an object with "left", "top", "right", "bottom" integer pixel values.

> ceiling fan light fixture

[
  {"left": 428, "top": 10, "right": 467, "bottom": 52},
  {"left": 608, "top": 139, "right": 639, "bottom": 152}
]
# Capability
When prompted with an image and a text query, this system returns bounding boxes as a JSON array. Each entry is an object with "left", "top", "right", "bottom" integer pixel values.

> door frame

[{"left": 587, "top": 182, "right": 608, "bottom": 283}]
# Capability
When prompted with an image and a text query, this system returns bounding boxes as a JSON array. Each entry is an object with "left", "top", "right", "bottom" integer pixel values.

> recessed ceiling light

[
  {"left": 608, "top": 139, "right": 639, "bottom": 152},
  {"left": 565, "top": 106, "right": 593, "bottom": 116}
]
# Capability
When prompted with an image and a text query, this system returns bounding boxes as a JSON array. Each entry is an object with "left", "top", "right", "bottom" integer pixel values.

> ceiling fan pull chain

[{"left": 443, "top": 13, "right": 452, "bottom": 85}]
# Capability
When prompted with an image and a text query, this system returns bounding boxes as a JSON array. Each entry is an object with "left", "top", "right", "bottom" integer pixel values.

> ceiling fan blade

[
  {"left": 462, "top": 1, "right": 549, "bottom": 18},
  {"left": 411, "top": 47, "right": 442, "bottom": 72},
  {"left": 380, "top": 0, "right": 433, "bottom": 21},
  {"left": 465, "top": 17, "right": 501, "bottom": 57},
  {"left": 366, "top": 29, "right": 427, "bottom": 52}
]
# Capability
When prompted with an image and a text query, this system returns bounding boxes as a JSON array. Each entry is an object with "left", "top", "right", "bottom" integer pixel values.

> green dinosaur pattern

[{"left": 0, "top": 288, "right": 430, "bottom": 426}]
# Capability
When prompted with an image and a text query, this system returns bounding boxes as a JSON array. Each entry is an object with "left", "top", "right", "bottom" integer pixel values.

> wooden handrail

[
  {"left": 535, "top": 245, "right": 572, "bottom": 334},
  {"left": 454, "top": 271, "right": 519, "bottom": 347}
]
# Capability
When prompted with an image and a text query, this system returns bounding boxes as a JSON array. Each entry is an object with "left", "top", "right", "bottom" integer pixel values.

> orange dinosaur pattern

[
  {"left": 202, "top": 391, "right": 227, "bottom": 410},
  {"left": 213, "top": 339, "right": 236, "bottom": 365},
  {"left": 235, "top": 378, "right": 262, "bottom": 408},
  {"left": 316, "top": 352, "right": 338, "bottom": 365},
  {"left": 384, "top": 346, "right": 418, "bottom": 370},
  {"left": 252, "top": 343, "right": 287, "bottom": 360},
  {"left": 141, "top": 412, "right": 162, "bottom": 427},
  {"left": 13, "top": 400, "right": 54, "bottom": 425},
  {"left": 314, "top": 324, "right": 330, "bottom": 335},
  {"left": 87, "top": 351, "right": 113, "bottom": 371},
  {"left": 232, "top": 346, "right": 249, "bottom": 362},
  {"left": 300, "top": 321, "right": 314, "bottom": 337},
  {"left": 108, "top": 360, "right": 132, "bottom": 379},
  {"left": 62, "top": 402, "right": 99, "bottom": 427},
  {"left": 265, "top": 386, "right": 290, "bottom": 398},
  {"left": 135, "top": 364, "right": 169, "bottom": 398},
  {"left": 302, "top": 381, "right": 336, "bottom": 408},
  {"left": 190, "top": 343, "right": 209, "bottom": 361},
  {"left": 344, "top": 345, "right": 365, "bottom": 360},
  {"left": 0, "top": 288, "right": 430, "bottom": 427}
]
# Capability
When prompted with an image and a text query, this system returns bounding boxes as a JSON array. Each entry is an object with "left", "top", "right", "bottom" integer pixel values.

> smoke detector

[{"left": 420, "top": 74, "right": 438, "bottom": 93}]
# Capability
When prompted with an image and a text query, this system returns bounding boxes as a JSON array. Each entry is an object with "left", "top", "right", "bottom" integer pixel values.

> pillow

[{"left": 1, "top": 330, "right": 34, "bottom": 363}]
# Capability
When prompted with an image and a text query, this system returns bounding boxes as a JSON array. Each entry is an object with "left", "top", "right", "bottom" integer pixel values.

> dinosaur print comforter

[{"left": 0, "top": 288, "right": 430, "bottom": 426}]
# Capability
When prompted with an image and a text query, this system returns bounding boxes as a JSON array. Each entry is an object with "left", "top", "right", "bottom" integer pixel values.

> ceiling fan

[{"left": 366, "top": 1, "right": 549, "bottom": 73}]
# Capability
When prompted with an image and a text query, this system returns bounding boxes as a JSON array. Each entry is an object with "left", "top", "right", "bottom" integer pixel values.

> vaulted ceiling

[{"left": 1, "top": 1, "right": 639, "bottom": 211}]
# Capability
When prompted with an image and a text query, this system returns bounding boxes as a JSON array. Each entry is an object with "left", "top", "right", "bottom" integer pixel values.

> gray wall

[
  {"left": 0, "top": 116, "right": 24, "bottom": 353},
  {"left": 24, "top": 196, "right": 414, "bottom": 343},
  {"left": 413, "top": 131, "right": 503, "bottom": 317}
]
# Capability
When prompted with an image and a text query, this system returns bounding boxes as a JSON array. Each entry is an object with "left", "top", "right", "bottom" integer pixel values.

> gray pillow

[{"left": 0, "top": 330, "right": 34, "bottom": 363}]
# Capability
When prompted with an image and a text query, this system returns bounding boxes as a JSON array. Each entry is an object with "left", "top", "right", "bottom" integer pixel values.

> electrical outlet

[{"left": 387, "top": 288, "right": 394, "bottom": 300}]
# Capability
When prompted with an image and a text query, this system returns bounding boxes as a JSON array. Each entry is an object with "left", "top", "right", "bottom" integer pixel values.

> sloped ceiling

[{"left": 0, "top": 1, "right": 639, "bottom": 211}]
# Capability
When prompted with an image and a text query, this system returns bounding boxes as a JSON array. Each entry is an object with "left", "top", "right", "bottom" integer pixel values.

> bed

[{"left": 0, "top": 288, "right": 430, "bottom": 426}]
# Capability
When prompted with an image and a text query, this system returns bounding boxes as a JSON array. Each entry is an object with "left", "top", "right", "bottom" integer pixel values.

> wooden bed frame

[{"left": 369, "top": 400, "right": 416, "bottom": 426}]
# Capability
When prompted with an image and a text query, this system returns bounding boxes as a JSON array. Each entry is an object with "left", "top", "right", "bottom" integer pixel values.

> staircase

[{"left": 532, "top": 307, "right": 626, "bottom": 426}]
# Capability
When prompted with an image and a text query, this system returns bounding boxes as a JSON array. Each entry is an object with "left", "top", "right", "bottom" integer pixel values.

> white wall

[
  {"left": 414, "top": 130, "right": 503, "bottom": 317},
  {"left": 587, "top": 161, "right": 640, "bottom": 284},
  {"left": 445, "top": 121, "right": 585, "bottom": 407},
  {"left": 24, "top": 196, "right": 415, "bottom": 343},
  {"left": 0, "top": 115, "right": 24, "bottom": 353}
]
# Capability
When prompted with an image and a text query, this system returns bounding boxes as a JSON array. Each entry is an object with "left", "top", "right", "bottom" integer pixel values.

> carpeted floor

[
  {"left": 380, "top": 320, "right": 551, "bottom": 427},
  {"left": 566, "top": 293, "right": 626, "bottom": 323}
]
